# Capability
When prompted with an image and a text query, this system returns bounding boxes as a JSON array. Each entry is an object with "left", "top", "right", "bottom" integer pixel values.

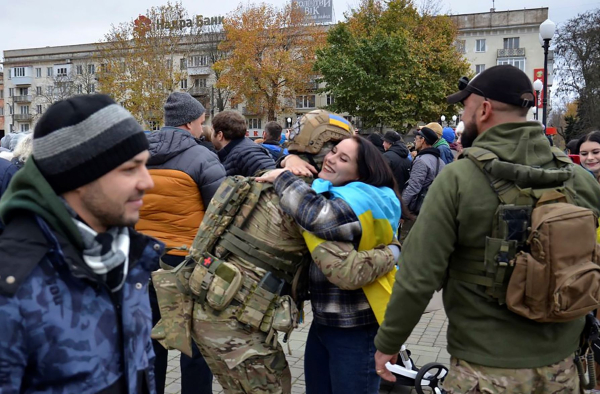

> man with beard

[
  {"left": 374, "top": 65, "right": 600, "bottom": 392},
  {"left": 0, "top": 95, "right": 163, "bottom": 393}
]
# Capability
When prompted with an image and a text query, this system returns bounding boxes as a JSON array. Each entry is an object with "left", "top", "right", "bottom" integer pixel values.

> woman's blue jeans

[{"left": 304, "top": 321, "right": 380, "bottom": 394}]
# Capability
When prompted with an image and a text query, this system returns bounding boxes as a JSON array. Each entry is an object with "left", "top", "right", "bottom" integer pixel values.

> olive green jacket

[{"left": 375, "top": 122, "right": 600, "bottom": 368}]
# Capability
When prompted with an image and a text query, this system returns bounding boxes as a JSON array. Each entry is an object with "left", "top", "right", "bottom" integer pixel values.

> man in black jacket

[
  {"left": 212, "top": 111, "right": 276, "bottom": 176},
  {"left": 382, "top": 131, "right": 411, "bottom": 192}
]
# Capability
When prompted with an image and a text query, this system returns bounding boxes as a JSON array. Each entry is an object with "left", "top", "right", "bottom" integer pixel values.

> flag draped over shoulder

[{"left": 303, "top": 178, "right": 401, "bottom": 324}]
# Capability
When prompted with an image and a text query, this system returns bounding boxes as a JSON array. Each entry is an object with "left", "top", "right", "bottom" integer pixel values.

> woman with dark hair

[
  {"left": 257, "top": 135, "right": 401, "bottom": 394},
  {"left": 578, "top": 131, "right": 600, "bottom": 181}
]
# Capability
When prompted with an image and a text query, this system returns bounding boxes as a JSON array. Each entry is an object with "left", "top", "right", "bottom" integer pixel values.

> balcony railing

[
  {"left": 189, "top": 86, "right": 210, "bottom": 97},
  {"left": 497, "top": 48, "right": 526, "bottom": 57},
  {"left": 14, "top": 114, "right": 33, "bottom": 121},
  {"left": 12, "top": 76, "right": 33, "bottom": 86},
  {"left": 188, "top": 66, "right": 212, "bottom": 76},
  {"left": 13, "top": 95, "right": 32, "bottom": 103},
  {"left": 242, "top": 107, "right": 260, "bottom": 116}
]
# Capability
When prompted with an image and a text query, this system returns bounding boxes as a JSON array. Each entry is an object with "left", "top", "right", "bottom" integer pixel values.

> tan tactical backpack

[{"left": 449, "top": 147, "right": 600, "bottom": 322}]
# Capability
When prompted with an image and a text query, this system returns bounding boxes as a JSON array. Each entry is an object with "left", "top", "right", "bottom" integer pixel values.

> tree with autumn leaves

[
  {"left": 315, "top": 0, "right": 470, "bottom": 131},
  {"left": 97, "top": 2, "right": 196, "bottom": 128},
  {"left": 214, "top": 2, "right": 325, "bottom": 121}
]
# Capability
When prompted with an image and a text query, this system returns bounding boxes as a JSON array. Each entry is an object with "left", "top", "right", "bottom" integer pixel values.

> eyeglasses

[{"left": 458, "top": 76, "right": 487, "bottom": 102}]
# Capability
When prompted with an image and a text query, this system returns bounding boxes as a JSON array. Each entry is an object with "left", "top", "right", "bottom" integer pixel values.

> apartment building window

[
  {"left": 326, "top": 94, "right": 335, "bottom": 106},
  {"left": 36, "top": 86, "right": 42, "bottom": 95},
  {"left": 296, "top": 95, "right": 316, "bottom": 109},
  {"left": 0, "top": 89, "right": 3, "bottom": 99},
  {"left": 88, "top": 64, "right": 95, "bottom": 74},
  {"left": 194, "top": 78, "right": 207, "bottom": 88},
  {"left": 35, "top": 68, "right": 42, "bottom": 78},
  {"left": 248, "top": 118, "right": 262, "bottom": 129},
  {"left": 190, "top": 55, "right": 209, "bottom": 67},
  {"left": 8, "top": 88, "right": 14, "bottom": 97},
  {"left": 455, "top": 39, "right": 466, "bottom": 54},
  {"left": 9, "top": 125, "right": 13, "bottom": 133},
  {"left": 475, "top": 64, "right": 486, "bottom": 74},
  {"left": 504, "top": 37, "right": 520, "bottom": 49},
  {"left": 77, "top": 84, "right": 83, "bottom": 94},
  {"left": 497, "top": 57, "right": 525, "bottom": 71},
  {"left": 8, "top": 69, "right": 11, "bottom": 79},
  {"left": 47, "top": 86, "right": 54, "bottom": 95},
  {"left": 76, "top": 65, "right": 83, "bottom": 75},
  {"left": 475, "top": 39, "right": 486, "bottom": 52},
  {"left": 0, "top": 108, "right": 3, "bottom": 116},
  {"left": 37, "top": 105, "right": 43, "bottom": 114},
  {"left": 181, "top": 79, "right": 188, "bottom": 89},
  {"left": 20, "top": 124, "right": 30, "bottom": 132},
  {"left": 180, "top": 58, "right": 187, "bottom": 70},
  {"left": 14, "top": 67, "right": 26, "bottom": 77},
  {"left": 9, "top": 105, "right": 13, "bottom": 115},
  {"left": 47, "top": 67, "right": 53, "bottom": 77},
  {"left": 88, "top": 83, "right": 96, "bottom": 93},
  {"left": 166, "top": 59, "right": 173, "bottom": 70},
  {"left": 20, "top": 105, "right": 30, "bottom": 115}
]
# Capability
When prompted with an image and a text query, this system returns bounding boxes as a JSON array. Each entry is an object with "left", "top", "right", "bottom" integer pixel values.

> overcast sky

[{"left": 0, "top": 0, "right": 597, "bottom": 58}]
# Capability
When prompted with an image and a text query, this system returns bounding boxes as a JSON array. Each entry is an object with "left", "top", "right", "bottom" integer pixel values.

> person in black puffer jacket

[
  {"left": 211, "top": 110, "right": 276, "bottom": 176},
  {"left": 382, "top": 131, "right": 411, "bottom": 192}
]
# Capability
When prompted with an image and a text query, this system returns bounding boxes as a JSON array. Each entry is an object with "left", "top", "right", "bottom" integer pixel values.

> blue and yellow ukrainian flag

[{"left": 303, "top": 179, "right": 401, "bottom": 324}]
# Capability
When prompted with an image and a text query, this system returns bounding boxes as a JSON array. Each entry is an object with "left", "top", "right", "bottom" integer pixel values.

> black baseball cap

[
  {"left": 414, "top": 127, "right": 438, "bottom": 145},
  {"left": 383, "top": 131, "right": 401, "bottom": 144},
  {"left": 447, "top": 65, "right": 535, "bottom": 108}
]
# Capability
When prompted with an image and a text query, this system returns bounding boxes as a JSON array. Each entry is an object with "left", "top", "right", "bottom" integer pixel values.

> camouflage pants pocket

[
  {"left": 443, "top": 357, "right": 580, "bottom": 394},
  {"left": 151, "top": 267, "right": 195, "bottom": 357},
  {"left": 238, "top": 352, "right": 292, "bottom": 394}
]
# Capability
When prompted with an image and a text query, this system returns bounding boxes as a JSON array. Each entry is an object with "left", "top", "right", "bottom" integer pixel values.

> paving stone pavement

[{"left": 164, "top": 301, "right": 449, "bottom": 394}]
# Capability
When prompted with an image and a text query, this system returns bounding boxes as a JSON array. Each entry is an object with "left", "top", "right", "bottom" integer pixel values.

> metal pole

[
  {"left": 542, "top": 39, "right": 550, "bottom": 128},
  {"left": 535, "top": 90, "right": 540, "bottom": 120}
]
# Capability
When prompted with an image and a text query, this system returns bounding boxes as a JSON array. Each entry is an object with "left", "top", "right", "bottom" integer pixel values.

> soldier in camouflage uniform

[{"left": 152, "top": 110, "right": 401, "bottom": 394}]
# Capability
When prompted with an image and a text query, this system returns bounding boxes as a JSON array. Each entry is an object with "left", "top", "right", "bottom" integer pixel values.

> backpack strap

[{"left": 463, "top": 147, "right": 524, "bottom": 205}]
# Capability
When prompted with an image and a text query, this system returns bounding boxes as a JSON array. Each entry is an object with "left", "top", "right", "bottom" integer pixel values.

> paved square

[{"left": 165, "top": 298, "right": 448, "bottom": 394}]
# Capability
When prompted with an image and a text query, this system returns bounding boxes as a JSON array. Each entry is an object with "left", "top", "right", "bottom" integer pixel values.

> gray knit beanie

[
  {"left": 164, "top": 92, "right": 206, "bottom": 127},
  {"left": 33, "top": 94, "right": 148, "bottom": 194}
]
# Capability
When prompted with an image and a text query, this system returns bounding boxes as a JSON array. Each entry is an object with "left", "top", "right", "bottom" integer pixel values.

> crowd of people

[{"left": 0, "top": 63, "right": 599, "bottom": 394}]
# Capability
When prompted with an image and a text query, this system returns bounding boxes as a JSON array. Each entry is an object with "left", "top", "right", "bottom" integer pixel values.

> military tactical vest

[
  {"left": 449, "top": 147, "right": 600, "bottom": 322},
  {"left": 152, "top": 176, "right": 309, "bottom": 354}
]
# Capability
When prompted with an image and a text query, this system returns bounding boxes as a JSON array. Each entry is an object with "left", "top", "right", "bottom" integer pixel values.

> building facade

[
  {"left": 2, "top": 7, "right": 552, "bottom": 136},
  {"left": 449, "top": 7, "right": 553, "bottom": 121}
]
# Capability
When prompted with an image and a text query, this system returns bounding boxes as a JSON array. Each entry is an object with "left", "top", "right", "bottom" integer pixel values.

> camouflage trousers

[
  {"left": 191, "top": 302, "right": 292, "bottom": 394},
  {"left": 442, "top": 356, "right": 579, "bottom": 393}
]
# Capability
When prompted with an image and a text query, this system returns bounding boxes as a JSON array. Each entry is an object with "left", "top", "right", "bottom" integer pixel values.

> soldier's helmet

[{"left": 287, "top": 110, "right": 354, "bottom": 155}]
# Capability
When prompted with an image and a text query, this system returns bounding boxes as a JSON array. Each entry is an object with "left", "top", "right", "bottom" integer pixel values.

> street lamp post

[
  {"left": 286, "top": 117, "right": 292, "bottom": 128},
  {"left": 539, "top": 19, "right": 556, "bottom": 129},
  {"left": 440, "top": 115, "right": 446, "bottom": 126},
  {"left": 533, "top": 79, "right": 543, "bottom": 121},
  {"left": 452, "top": 115, "right": 457, "bottom": 126}
]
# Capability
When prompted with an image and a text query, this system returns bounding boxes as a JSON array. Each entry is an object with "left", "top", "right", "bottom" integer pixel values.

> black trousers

[{"left": 149, "top": 254, "right": 213, "bottom": 394}]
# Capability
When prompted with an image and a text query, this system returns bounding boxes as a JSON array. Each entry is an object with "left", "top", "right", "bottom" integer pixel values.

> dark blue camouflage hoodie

[{"left": 0, "top": 158, "right": 164, "bottom": 394}]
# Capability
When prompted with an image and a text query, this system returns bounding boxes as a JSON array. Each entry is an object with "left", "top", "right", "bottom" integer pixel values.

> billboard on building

[{"left": 293, "top": 0, "right": 333, "bottom": 23}]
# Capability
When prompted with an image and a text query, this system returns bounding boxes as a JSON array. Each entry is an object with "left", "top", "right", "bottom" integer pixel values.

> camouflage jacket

[{"left": 0, "top": 214, "right": 163, "bottom": 394}]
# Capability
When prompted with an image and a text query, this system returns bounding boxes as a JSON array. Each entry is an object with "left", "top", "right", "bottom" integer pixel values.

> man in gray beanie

[
  {"left": 137, "top": 91, "right": 225, "bottom": 394},
  {"left": 0, "top": 94, "right": 164, "bottom": 393}
]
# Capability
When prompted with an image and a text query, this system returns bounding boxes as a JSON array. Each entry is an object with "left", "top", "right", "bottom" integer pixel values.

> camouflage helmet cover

[{"left": 287, "top": 110, "right": 354, "bottom": 154}]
